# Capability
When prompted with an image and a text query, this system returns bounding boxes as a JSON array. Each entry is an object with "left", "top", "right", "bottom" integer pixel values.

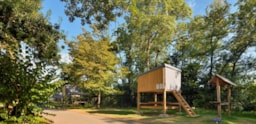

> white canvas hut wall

[
  {"left": 165, "top": 64, "right": 181, "bottom": 91},
  {"left": 137, "top": 64, "right": 181, "bottom": 92}
]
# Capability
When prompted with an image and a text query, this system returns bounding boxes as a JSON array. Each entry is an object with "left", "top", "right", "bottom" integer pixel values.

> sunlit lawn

[{"left": 73, "top": 107, "right": 256, "bottom": 124}]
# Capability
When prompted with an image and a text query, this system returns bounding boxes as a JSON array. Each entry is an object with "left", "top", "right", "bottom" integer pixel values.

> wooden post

[
  {"left": 227, "top": 85, "right": 231, "bottom": 117},
  {"left": 137, "top": 92, "right": 141, "bottom": 113},
  {"left": 154, "top": 93, "right": 157, "bottom": 109},
  {"left": 179, "top": 103, "right": 182, "bottom": 112},
  {"left": 216, "top": 79, "right": 221, "bottom": 118},
  {"left": 163, "top": 91, "right": 167, "bottom": 114},
  {"left": 163, "top": 68, "right": 167, "bottom": 114}
]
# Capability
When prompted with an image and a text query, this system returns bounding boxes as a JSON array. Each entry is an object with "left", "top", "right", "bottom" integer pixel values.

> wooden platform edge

[{"left": 140, "top": 105, "right": 179, "bottom": 110}]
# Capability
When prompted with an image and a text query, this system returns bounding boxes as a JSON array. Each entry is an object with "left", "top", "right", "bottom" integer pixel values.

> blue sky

[
  {"left": 41, "top": 0, "right": 238, "bottom": 62},
  {"left": 41, "top": 0, "right": 237, "bottom": 40}
]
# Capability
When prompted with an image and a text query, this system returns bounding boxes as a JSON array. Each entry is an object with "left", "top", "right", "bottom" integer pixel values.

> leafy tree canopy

[
  {"left": 60, "top": 0, "right": 126, "bottom": 30},
  {"left": 66, "top": 30, "right": 124, "bottom": 108},
  {"left": 0, "top": 0, "right": 64, "bottom": 121}
]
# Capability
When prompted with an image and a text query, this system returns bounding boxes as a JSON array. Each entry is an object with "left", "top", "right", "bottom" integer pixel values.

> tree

[
  {"left": 129, "top": 0, "right": 191, "bottom": 71},
  {"left": 60, "top": 0, "right": 256, "bottom": 110},
  {"left": 176, "top": 3, "right": 230, "bottom": 78},
  {"left": 193, "top": 2, "right": 230, "bottom": 79},
  {"left": 172, "top": 1, "right": 232, "bottom": 107},
  {"left": 0, "top": 0, "right": 63, "bottom": 121},
  {"left": 68, "top": 30, "right": 120, "bottom": 109},
  {"left": 219, "top": 0, "right": 256, "bottom": 78},
  {"left": 219, "top": 0, "right": 256, "bottom": 111},
  {"left": 0, "top": 0, "right": 62, "bottom": 61},
  {"left": 172, "top": 0, "right": 256, "bottom": 109},
  {"left": 111, "top": 0, "right": 192, "bottom": 105},
  {"left": 0, "top": 44, "right": 62, "bottom": 118},
  {"left": 60, "top": 0, "right": 126, "bottom": 30}
]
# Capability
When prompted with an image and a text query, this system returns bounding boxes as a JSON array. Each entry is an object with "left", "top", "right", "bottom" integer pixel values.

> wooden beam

[
  {"left": 141, "top": 102, "right": 180, "bottom": 105},
  {"left": 163, "top": 91, "right": 167, "bottom": 114},
  {"left": 227, "top": 85, "right": 231, "bottom": 116},
  {"left": 137, "top": 92, "right": 141, "bottom": 113},
  {"left": 141, "top": 106, "right": 163, "bottom": 109},
  {"left": 154, "top": 93, "right": 157, "bottom": 108},
  {"left": 216, "top": 79, "right": 221, "bottom": 117},
  {"left": 163, "top": 68, "right": 167, "bottom": 114},
  {"left": 178, "top": 103, "right": 182, "bottom": 112}
]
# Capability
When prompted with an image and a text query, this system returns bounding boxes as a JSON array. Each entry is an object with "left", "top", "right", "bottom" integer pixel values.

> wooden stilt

[
  {"left": 163, "top": 67, "right": 167, "bottom": 114},
  {"left": 154, "top": 93, "right": 157, "bottom": 108},
  {"left": 163, "top": 91, "right": 167, "bottom": 114},
  {"left": 227, "top": 85, "right": 231, "bottom": 116},
  {"left": 179, "top": 103, "right": 182, "bottom": 113},
  {"left": 216, "top": 79, "right": 221, "bottom": 118},
  {"left": 137, "top": 92, "right": 141, "bottom": 113}
]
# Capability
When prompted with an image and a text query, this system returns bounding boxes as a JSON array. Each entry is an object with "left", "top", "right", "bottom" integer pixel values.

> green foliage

[
  {"left": 66, "top": 30, "right": 124, "bottom": 108},
  {"left": 60, "top": 0, "right": 126, "bottom": 30},
  {"left": 233, "top": 82, "right": 256, "bottom": 111},
  {"left": 0, "top": 0, "right": 62, "bottom": 61},
  {"left": 0, "top": 43, "right": 62, "bottom": 123},
  {"left": 0, "top": 114, "right": 48, "bottom": 124},
  {"left": 176, "top": 2, "right": 230, "bottom": 78},
  {"left": 172, "top": 0, "right": 256, "bottom": 109},
  {"left": 111, "top": 0, "right": 192, "bottom": 106},
  {"left": 170, "top": 2, "right": 231, "bottom": 108},
  {"left": 118, "top": 0, "right": 191, "bottom": 71},
  {"left": 61, "top": 0, "right": 256, "bottom": 111},
  {"left": 69, "top": 31, "right": 119, "bottom": 93},
  {"left": 218, "top": 0, "right": 256, "bottom": 78},
  {"left": 0, "top": 0, "right": 64, "bottom": 122}
]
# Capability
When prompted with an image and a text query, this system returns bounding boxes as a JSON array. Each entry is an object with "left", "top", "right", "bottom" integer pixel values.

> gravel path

[{"left": 43, "top": 109, "right": 142, "bottom": 124}]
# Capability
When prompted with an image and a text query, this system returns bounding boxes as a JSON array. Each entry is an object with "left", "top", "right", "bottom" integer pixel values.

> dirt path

[{"left": 43, "top": 109, "right": 142, "bottom": 124}]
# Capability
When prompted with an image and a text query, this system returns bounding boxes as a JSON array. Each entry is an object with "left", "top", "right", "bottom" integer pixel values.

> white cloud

[{"left": 59, "top": 53, "right": 72, "bottom": 63}]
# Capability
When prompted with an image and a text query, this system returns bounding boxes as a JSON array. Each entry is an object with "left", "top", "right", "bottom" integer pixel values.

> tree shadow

[
  {"left": 87, "top": 108, "right": 182, "bottom": 116},
  {"left": 88, "top": 109, "right": 135, "bottom": 115}
]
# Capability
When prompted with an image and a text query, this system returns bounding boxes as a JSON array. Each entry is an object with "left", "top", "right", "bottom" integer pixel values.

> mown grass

[{"left": 78, "top": 107, "right": 256, "bottom": 124}]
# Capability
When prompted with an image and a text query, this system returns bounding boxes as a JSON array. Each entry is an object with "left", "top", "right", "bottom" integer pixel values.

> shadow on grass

[
  {"left": 88, "top": 109, "right": 135, "bottom": 115},
  {"left": 85, "top": 108, "right": 256, "bottom": 124},
  {"left": 87, "top": 108, "right": 184, "bottom": 117}
]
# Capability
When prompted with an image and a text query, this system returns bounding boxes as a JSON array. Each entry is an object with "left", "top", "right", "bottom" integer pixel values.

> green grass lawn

[{"left": 79, "top": 107, "right": 256, "bottom": 124}]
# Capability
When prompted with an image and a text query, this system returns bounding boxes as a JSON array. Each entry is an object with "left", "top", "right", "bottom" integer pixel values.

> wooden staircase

[{"left": 172, "top": 91, "right": 197, "bottom": 117}]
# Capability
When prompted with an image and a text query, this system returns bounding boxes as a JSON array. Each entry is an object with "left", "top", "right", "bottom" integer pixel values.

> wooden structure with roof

[
  {"left": 137, "top": 64, "right": 196, "bottom": 117},
  {"left": 210, "top": 74, "right": 237, "bottom": 117}
]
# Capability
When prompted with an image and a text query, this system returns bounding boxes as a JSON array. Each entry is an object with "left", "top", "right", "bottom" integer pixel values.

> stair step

[{"left": 173, "top": 91, "right": 197, "bottom": 117}]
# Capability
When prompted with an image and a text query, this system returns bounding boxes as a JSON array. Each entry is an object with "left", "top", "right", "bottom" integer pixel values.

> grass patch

[{"left": 78, "top": 107, "right": 256, "bottom": 124}]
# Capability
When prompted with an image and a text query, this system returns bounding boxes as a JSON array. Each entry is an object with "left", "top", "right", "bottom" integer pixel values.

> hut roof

[
  {"left": 210, "top": 74, "right": 237, "bottom": 87},
  {"left": 137, "top": 63, "right": 181, "bottom": 77}
]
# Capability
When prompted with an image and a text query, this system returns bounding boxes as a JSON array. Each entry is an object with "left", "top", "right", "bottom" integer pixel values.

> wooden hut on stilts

[{"left": 137, "top": 64, "right": 197, "bottom": 117}]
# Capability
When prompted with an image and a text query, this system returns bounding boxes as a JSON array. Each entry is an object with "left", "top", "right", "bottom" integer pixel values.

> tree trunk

[
  {"left": 146, "top": 50, "right": 150, "bottom": 71},
  {"left": 209, "top": 37, "right": 214, "bottom": 79},
  {"left": 97, "top": 91, "right": 101, "bottom": 109},
  {"left": 154, "top": 50, "right": 160, "bottom": 67},
  {"left": 146, "top": 41, "right": 153, "bottom": 71},
  {"left": 231, "top": 62, "right": 237, "bottom": 77}
]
